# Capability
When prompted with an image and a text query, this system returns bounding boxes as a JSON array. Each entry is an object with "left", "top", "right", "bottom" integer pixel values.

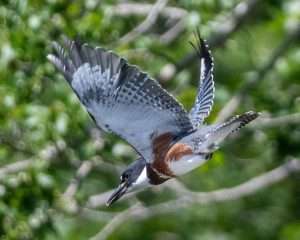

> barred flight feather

[{"left": 189, "top": 30, "right": 215, "bottom": 128}]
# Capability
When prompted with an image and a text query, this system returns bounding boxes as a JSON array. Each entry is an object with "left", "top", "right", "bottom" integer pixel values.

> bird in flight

[{"left": 48, "top": 32, "right": 259, "bottom": 206}]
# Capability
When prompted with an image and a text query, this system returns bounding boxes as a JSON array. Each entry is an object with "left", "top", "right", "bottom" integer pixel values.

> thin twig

[
  {"left": 119, "top": 0, "right": 169, "bottom": 45},
  {"left": 158, "top": 0, "right": 261, "bottom": 81},
  {"left": 0, "top": 160, "right": 33, "bottom": 180},
  {"left": 0, "top": 142, "right": 65, "bottom": 181},
  {"left": 215, "top": 25, "right": 300, "bottom": 123},
  {"left": 63, "top": 161, "right": 94, "bottom": 199},
  {"left": 159, "top": 18, "right": 187, "bottom": 44},
  {"left": 86, "top": 187, "right": 142, "bottom": 209},
  {"left": 111, "top": 2, "right": 186, "bottom": 20},
  {"left": 90, "top": 203, "right": 143, "bottom": 240},
  {"left": 250, "top": 112, "right": 300, "bottom": 129}
]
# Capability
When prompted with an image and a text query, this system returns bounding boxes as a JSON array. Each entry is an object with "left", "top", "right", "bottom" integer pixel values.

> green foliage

[{"left": 0, "top": 0, "right": 300, "bottom": 239}]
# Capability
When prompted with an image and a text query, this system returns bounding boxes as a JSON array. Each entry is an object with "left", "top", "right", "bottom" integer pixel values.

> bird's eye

[{"left": 121, "top": 173, "right": 129, "bottom": 182}]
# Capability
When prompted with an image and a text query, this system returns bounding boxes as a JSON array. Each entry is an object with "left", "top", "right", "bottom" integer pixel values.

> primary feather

[{"left": 189, "top": 31, "right": 215, "bottom": 127}]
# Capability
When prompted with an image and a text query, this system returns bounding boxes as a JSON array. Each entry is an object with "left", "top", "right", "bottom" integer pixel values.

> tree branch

[
  {"left": 250, "top": 112, "right": 300, "bottom": 129},
  {"left": 158, "top": 0, "right": 261, "bottom": 81},
  {"left": 159, "top": 18, "right": 187, "bottom": 44},
  {"left": 215, "top": 25, "right": 300, "bottom": 123},
  {"left": 118, "top": 0, "right": 169, "bottom": 45},
  {"left": 111, "top": 2, "right": 186, "bottom": 20},
  {"left": 0, "top": 141, "right": 65, "bottom": 181},
  {"left": 0, "top": 160, "right": 33, "bottom": 180},
  {"left": 90, "top": 203, "right": 143, "bottom": 240},
  {"left": 86, "top": 186, "right": 147, "bottom": 209},
  {"left": 90, "top": 159, "right": 300, "bottom": 240},
  {"left": 63, "top": 161, "right": 93, "bottom": 199}
]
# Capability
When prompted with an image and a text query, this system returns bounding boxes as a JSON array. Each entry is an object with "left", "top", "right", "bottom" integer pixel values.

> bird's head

[{"left": 106, "top": 158, "right": 149, "bottom": 206}]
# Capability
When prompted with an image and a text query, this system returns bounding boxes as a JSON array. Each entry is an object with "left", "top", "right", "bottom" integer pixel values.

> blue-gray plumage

[
  {"left": 189, "top": 31, "right": 214, "bottom": 128},
  {"left": 48, "top": 38, "right": 193, "bottom": 162},
  {"left": 48, "top": 33, "right": 259, "bottom": 206}
]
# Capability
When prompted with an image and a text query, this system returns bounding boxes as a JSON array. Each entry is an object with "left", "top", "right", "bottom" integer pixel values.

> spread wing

[
  {"left": 189, "top": 32, "right": 214, "bottom": 128},
  {"left": 47, "top": 38, "right": 194, "bottom": 162}
]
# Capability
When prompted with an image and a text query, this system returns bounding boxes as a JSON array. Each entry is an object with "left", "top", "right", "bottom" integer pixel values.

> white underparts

[
  {"left": 168, "top": 154, "right": 207, "bottom": 176},
  {"left": 132, "top": 166, "right": 149, "bottom": 188}
]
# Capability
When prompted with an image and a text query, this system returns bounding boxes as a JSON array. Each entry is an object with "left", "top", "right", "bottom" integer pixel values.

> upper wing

[
  {"left": 189, "top": 32, "right": 214, "bottom": 128},
  {"left": 47, "top": 38, "right": 194, "bottom": 162}
]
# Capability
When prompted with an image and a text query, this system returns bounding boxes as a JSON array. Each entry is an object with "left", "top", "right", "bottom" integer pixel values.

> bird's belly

[{"left": 168, "top": 154, "right": 208, "bottom": 176}]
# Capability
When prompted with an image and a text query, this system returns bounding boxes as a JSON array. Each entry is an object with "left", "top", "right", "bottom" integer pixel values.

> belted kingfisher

[{"left": 48, "top": 32, "right": 259, "bottom": 206}]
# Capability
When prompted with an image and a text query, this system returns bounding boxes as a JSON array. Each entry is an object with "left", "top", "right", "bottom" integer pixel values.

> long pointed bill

[{"left": 106, "top": 182, "right": 128, "bottom": 206}]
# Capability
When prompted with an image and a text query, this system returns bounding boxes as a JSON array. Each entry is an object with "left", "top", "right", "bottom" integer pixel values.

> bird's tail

[{"left": 196, "top": 111, "right": 260, "bottom": 153}]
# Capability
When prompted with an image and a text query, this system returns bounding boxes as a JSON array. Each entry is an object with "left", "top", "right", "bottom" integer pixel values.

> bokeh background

[{"left": 1, "top": 0, "right": 300, "bottom": 239}]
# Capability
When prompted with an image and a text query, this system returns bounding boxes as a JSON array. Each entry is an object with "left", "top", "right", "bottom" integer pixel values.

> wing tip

[
  {"left": 46, "top": 53, "right": 55, "bottom": 62},
  {"left": 190, "top": 30, "right": 213, "bottom": 63},
  {"left": 47, "top": 53, "right": 63, "bottom": 70},
  {"left": 189, "top": 29, "right": 215, "bottom": 127}
]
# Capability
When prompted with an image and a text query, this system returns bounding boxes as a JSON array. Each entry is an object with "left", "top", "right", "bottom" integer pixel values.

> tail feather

[
  {"left": 197, "top": 111, "right": 260, "bottom": 152},
  {"left": 216, "top": 111, "right": 260, "bottom": 133}
]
